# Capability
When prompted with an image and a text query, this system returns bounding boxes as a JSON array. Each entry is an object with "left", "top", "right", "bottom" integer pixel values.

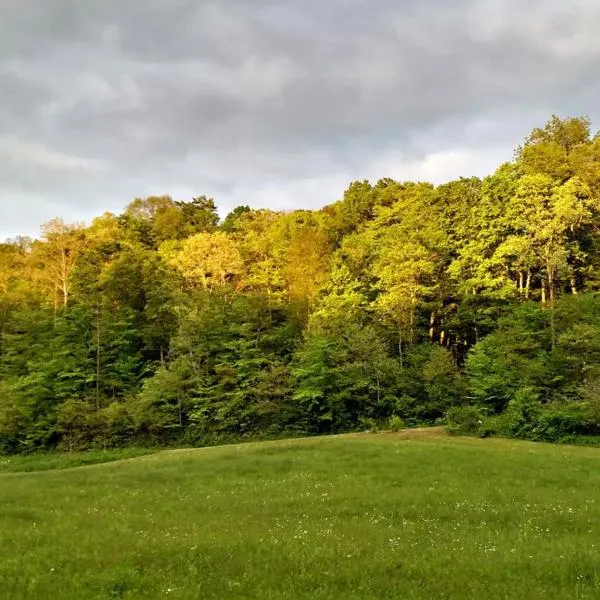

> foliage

[
  {"left": 388, "top": 414, "right": 405, "bottom": 432},
  {"left": 446, "top": 406, "right": 484, "bottom": 436},
  {"left": 4, "top": 115, "right": 600, "bottom": 450},
  {"left": 292, "top": 324, "right": 400, "bottom": 433}
]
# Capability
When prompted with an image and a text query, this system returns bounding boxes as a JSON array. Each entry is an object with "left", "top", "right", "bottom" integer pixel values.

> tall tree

[{"left": 34, "top": 219, "right": 86, "bottom": 311}]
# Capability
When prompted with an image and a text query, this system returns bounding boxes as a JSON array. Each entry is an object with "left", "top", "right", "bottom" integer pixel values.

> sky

[{"left": 2, "top": 0, "right": 600, "bottom": 240}]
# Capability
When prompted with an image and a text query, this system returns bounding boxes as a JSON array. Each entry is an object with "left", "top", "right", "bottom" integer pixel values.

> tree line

[{"left": 2, "top": 115, "right": 600, "bottom": 452}]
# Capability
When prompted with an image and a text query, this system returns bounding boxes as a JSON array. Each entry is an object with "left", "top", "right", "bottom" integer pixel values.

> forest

[{"left": 2, "top": 115, "right": 600, "bottom": 453}]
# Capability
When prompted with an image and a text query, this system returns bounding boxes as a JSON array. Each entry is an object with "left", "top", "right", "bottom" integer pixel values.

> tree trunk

[
  {"left": 428, "top": 311, "right": 435, "bottom": 341},
  {"left": 541, "top": 280, "right": 546, "bottom": 306},
  {"left": 550, "top": 307, "right": 556, "bottom": 350},
  {"left": 61, "top": 248, "right": 70, "bottom": 309},
  {"left": 525, "top": 271, "right": 531, "bottom": 300},
  {"left": 96, "top": 307, "right": 101, "bottom": 411},
  {"left": 548, "top": 273, "right": 556, "bottom": 350},
  {"left": 53, "top": 285, "right": 59, "bottom": 325},
  {"left": 398, "top": 333, "right": 404, "bottom": 370},
  {"left": 518, "top": 272, "right": 524, "bottom": 297},
  {"left": 0, "top": 308, "right": 5, "bottom": 359}
]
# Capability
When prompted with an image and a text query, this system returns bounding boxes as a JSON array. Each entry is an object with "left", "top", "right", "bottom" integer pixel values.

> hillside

[
  {"left": 4, "top": 115, "right": 600, "bottom": 451},
  {"left": 2, "top": 433, "right": 600, "bottom": 599}
]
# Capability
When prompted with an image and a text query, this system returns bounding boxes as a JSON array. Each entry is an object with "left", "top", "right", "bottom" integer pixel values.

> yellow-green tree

[
  {"left": 165, "top": 232, "right": 243, "bottom": 291},
  {"left": 33, "top": 218, "right": 86, "bottom": 311}
]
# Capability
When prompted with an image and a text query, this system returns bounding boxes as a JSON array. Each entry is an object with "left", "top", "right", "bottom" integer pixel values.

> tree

[
  {"left": 34, "top": 219, "right": 86, "bottom": 311},
  {"left": 178, "top": 196, "right": 219, "bottom": 234},
  {"left": 123, "top": 196, "right": 180, "bottom": 245},
  {"left": 0, "top": 242, "right": 34, "bottom": 358},
  {"left": 292, "top": 324, "right": 400, "bottom": 433},
  {"left": 221, "top": 205, "right": 251, "bottom": 232},
  {"left": 309, "top": 264, "right": 369, "bottom": 333},
  {"left": 165, "top": 232, "right": 243, "bottom": 291},
  {"left": 284, "top": 225, "right": 332, "bottom": 322},
  {"left": 466, "top": 304, "right": 554, "bottom": 413}
]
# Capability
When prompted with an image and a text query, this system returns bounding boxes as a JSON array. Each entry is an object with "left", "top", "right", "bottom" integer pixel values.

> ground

[{"left": 1, "top": 430, "right": 600, "bottom": 599}]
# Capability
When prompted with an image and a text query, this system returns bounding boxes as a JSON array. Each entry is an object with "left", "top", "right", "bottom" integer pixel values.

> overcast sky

[{"left": 2, "top": 0, "right": 600, "bottom": 240}]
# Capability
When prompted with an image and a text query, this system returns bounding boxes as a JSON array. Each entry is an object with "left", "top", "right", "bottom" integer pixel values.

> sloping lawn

[{"left": 1, "top": 431, "right": 600, "bottom": 599}]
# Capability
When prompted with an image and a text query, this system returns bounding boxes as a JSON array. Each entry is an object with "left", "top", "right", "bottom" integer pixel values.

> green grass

[
  {"left": 2, "top": 432, "right": 600, "bottom": 599},
  {"left": 0, "top": 448, "right": 156, "bottom": 473}
]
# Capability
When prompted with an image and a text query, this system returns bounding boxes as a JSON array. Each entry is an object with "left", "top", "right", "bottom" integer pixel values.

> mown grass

[
  {"left": 0, "top": 448, "right": 156, "bottom": 473},
  {"left": 1, "top": 432, "right": 600, "bottom": 599}
]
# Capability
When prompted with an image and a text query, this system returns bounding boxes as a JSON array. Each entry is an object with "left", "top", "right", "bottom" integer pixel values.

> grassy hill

[{"left": 2, "top": 431, "right": 600, "bottom": 599}]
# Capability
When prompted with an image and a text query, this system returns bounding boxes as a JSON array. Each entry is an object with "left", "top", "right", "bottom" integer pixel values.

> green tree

[{"left": 292, "top": 324, "right": 400, "bottom": 433}]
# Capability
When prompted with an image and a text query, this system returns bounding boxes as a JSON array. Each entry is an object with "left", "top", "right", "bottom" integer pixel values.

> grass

[
  {"left": 1, "top": 431, "right": 600, "bottom": 599},
  {"left": 0, "top": 448, "right": 156, "bottom": 473}
]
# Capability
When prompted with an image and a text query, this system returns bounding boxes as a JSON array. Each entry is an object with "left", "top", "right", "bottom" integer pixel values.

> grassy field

[
  {"left": 0, "top": 448, "right": 156, "bottom": 474},
  {"left": 2, "top": 431, "right": 600, "bottom": 599}
]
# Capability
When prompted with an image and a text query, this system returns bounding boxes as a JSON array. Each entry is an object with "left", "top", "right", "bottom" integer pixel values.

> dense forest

[{"left": 2, "top": 115, "right": 600, "bottom": 452}]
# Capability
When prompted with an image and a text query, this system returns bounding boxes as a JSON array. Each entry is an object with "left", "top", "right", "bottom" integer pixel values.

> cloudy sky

[{"left": 1, "top": 0, "right": 600, "bottom": 240}]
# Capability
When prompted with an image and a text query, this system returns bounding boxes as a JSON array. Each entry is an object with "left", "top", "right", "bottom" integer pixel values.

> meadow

[{"left": 1, "top": 430, "right": 600, "bottom": 599}]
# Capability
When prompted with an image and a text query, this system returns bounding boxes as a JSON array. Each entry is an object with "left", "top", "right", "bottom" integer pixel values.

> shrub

[
  {"left": 578, "top": 377, "right": 600, "bottom": 427},
  {"left": 56, "top": 399, "right": 93, "bottom": 453},
  {"left": 94, "top": 402, "right": 136, "bottom": 449},
  {"left": 501, "top": 387, "right": 543, "bottom": 439},
  {"left": 389, "top": 415, "right": 405, "bottom": 432},
  {"left": 533, "top": 402, "right": 592, "bottom": 442},
  {"left": 482, "top": 396, "right": 593, "bottom": 443},
  {"left": 446, "top": 406, "right": 484, "bottom": 436},
  {"left": 358, "top": 416, "right": 379, "bottom": 432}
]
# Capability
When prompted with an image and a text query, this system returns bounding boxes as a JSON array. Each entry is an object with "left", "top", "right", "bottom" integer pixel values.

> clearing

[{"left": 1, "top": 430, "right": 600, "bottom": 599}]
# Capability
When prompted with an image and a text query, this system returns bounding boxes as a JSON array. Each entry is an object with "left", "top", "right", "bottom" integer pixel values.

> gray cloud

[{"left": 1, "top": 0, "right": 600, "bottom": 238}]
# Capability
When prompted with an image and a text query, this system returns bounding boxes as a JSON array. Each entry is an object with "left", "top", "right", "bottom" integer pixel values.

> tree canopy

[{"left": 3, "top": 115, "right": 600, "bottom": 452}]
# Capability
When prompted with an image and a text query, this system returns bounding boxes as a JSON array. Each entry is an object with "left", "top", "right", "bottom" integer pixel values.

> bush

[
  {"left": 422, "top": 346, "right": 467, "bottom": 415},
  {"left": 480, "top": 396, "right": 594, "bottom": 443},
  {"left": 392, "top": 395, "right": 419, "bottom": 425},
  {"left": 389, "top": 415, "right": 405, "bottom": 432},
  {"left": 533, "top": 402, "right": 592, "bottom": 442},
  {"left": 358, "top": 416, "right": 379, "bottom": 432},
  {"left": 479, "top": 415, "right": 502, "bottom": 438},
  {"left": 446, "top": 406, "right": 484, "bottom": 436},
  {"left": 93, "top": 402, "right": 136, "bottom": 448},
  {"left": 578, "top": 377, "right": 600, "bottom": 427},
  {"left": 500, "top": 387, "right": 543, "bottom": 439},
  {"left": 56, "top": 399, "right": 93, "bottom": 453}
]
